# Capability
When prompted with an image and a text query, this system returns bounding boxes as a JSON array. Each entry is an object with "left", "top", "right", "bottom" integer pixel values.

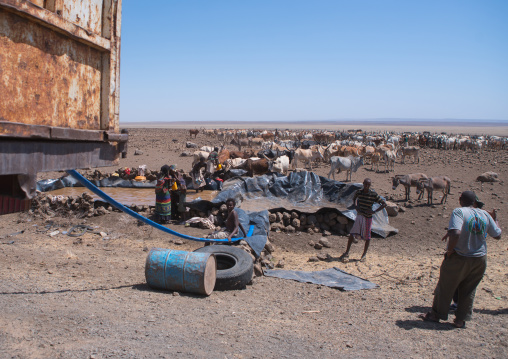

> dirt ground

[{"left": 1, "top": 127, "right": 507, "bottom": 358}]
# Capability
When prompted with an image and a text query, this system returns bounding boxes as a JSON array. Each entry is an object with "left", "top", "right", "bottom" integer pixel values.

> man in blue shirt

[{"left": 420, "top": 191, "right": 501, "bottom": 328}]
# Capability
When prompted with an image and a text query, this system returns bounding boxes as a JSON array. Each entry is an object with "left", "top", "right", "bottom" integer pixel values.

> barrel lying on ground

[{"left": 145, "top": 248, "right": 217, "bottom": 296}]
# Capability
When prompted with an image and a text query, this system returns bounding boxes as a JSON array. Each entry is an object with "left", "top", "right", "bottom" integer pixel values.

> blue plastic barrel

[{"left": 145, "top": 248, "right": 217, "bottom": 296}]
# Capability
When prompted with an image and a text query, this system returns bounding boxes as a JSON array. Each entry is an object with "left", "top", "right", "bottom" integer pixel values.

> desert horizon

[{"left": 121, "top": 120, "right": 508, "bottom": 136}]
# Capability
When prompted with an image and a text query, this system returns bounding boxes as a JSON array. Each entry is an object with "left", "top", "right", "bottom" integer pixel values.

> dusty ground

[{"left": 1, "top": 127, "right": 507, "bottom": 358}]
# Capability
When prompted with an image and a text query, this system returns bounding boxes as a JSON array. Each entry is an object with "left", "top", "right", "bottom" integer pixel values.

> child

[{"left": 206, "top": 198, "right": 246, "bottom": 242}]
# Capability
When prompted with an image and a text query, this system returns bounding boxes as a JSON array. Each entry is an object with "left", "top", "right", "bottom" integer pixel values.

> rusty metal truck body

[{"left": 0, "top": 0, "right": 126, "bottom": 204}]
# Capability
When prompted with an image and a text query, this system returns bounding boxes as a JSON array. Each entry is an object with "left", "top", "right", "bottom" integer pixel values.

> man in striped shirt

[{"left": 339, "top": 178, "right": 386, "bottom": 263}]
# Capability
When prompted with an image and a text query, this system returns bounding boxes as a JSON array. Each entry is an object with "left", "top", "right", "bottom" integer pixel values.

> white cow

[
  {"left": 271, "top": 155, "right": 290, "bottom": 175},
  {"left": 192, "top": 150, "right": 210, "bottom": 167},
  {"left": 328, "top": 156, "right": 364, "bottom": 182},
  {"left": 291, "top": 148, "right": 325, "bottom": 170}
]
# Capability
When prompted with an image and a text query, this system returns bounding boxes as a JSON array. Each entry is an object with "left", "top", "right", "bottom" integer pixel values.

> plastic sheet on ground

[
  {"left": 188, "top": 171, "right": 397, "bottom": 238},
  {"left": 263, "top": 267, "right": 379, "bottom": 291},
  {"left": 37, "top": 171, "right": 398, "bottom": 237}
]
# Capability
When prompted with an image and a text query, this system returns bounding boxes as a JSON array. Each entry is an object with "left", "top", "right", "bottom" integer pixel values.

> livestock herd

[{"left": 185, "top": 128, "right": 505, "bottom": 203}]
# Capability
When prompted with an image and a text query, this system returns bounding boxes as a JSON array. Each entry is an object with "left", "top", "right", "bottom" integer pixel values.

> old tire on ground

[{"left": 194, "top": 245, "right": 253, "bottom": 290}]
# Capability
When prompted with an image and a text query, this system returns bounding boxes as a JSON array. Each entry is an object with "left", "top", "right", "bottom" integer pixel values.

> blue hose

[{"left": 66, "top": 170, "right": 254, "bottom": 243}]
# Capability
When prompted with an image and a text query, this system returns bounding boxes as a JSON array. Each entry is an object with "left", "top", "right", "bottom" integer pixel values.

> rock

[
  {"left": 285, "top": 225, "right": 295, "bottom": 233},
  {"left": 320, "top": 223, "right": 330, "bottom": 231},
  {"left": 253, "top": 263, "right": 263, "bottom": 276},
  {"left": 275, "top": 260, "right": 285, "bottom": 268},
  {"left": 185, "top": 142, "right": 198, "bottom": 148},
  {"left": 291, "top": 211, "right": 299, "bottom": 219},
  {"left": 270, "top": 223, "right": 282, "bottom": 232},
  {"left": 319, "top": 238, "right": 331, "bottom": 248},
  {"left": 180, "top": 151, "right": 193, "bottom": 157},
  {"left": 264, "top": 240, "right": 275, "bottom": 253},
  {"left": 172, "top": 292, "right": 180, "bottom": 296},
  {"left": 384, "top": 201, "right": 399, "bottom": 217},
  {"left": 291, "top": 218, "right": 300, "bottom": 228},
  {"left": 314, "top": 243, "right": 323, "bottom": 250},
  {"left": 269, "top": 213, "right": 277, "bottom": 223},
  {"left": 49, "top": 230, "right": 59, "bottom": 237},
  {"left": 174, "top": 239, "right": 184, "bottom": 245},
  {"left": 329, "top": 212, "right": 338, "bottom": 220},
  {"left": 134, "top": 149, "right": 143, "bottom": 155},
  {"left": 317, "top": 253, "right": 330, "bottom": 261},
  {"left": 307, "top": 215, "right": 317, "bottom": 225},
  {"left": 143, "top": 246, "right": 149, "bottom": 252},
  {"left": 328, "top": 218, "right": 337, "bottom": 226},
  {"left": 322, "top": 230, "right": 332, "bottom": 237},
  {"left": 299, "top": 214, "right": 307, "bottom": 224},
  {"left": 316, "top": 214, "right": 323, "bottom": 223},
  {"left": 336, "top": 216, "right": 349, "bottom": 225},
  {"left": 398, "top": 207, "right": 406, "bottom": 213},
  {"left": 477, "top": 172, "right": 499, "bottom": 182},
  {"left": 308, "top": 241, "right": 315, "bottom": 247},
  {"left": 308, "top": 256, "right": 319, "bottom": 262},
  {"left": 273, "top": 212, "right": 281, "bottom": 222}
]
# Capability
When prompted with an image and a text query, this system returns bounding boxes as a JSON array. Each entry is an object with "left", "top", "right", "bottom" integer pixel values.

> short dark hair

[
  {"left": 226, "top": 198, "right": 235, "bottom": 206},
  {"left": 460, "top": 190, "right": 476, "bottom": 206}
]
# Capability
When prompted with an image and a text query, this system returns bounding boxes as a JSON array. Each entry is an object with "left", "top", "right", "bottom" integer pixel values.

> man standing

[
  {"left": 339, "top": 178, "right": 386, "bottom": 263},
  {"left": 420, "top": 190, "right": 501, "bottom": 328}
]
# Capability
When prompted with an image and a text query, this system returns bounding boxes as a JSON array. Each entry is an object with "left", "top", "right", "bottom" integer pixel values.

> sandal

[
  {"left": 339, "top": 253, "right": 350, "bottom": 263},
  {"left": 419, "top": 312, "right": 440, "bottom": 323},
  {"left": 453, "top": 319, "right": 466, "bottom": 329}
]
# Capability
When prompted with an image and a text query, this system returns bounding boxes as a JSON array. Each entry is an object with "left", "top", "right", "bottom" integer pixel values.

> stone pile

[
  {"left": 268, "top": 210, "right": 352, "bottom": 235},
  {"left": 31, "top": 192, "right": 149, "bottom": 219}
]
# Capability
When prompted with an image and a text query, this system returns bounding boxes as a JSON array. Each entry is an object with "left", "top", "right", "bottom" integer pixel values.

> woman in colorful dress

[{"left": 154, "top": 165, "right": 174, "bottom": 224}]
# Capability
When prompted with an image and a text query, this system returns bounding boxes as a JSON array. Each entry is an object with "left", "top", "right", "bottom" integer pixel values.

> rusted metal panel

[
  {"left": 29, "top": 0, "right": 43, "bottom": 7},
  {"left": 50, "top": 127, "right": 104, "bottom": 141},
  {"left": 0, "top": 1, "right": 110, "bottom": 50},
  {"left": 0, "top": 0, "right": 125, "bottom": 187},
  {"left": 62, "top": 0, "right": 102, "bottom": 36},
  {"left": 0, "top": 9, "right": 102, "bottom": 129},
  {"left": 0, "top": 121, "right": 51, "bottom": 139},
  {"left": 105, "top": 132, "right": 128, "bottom": 142}
]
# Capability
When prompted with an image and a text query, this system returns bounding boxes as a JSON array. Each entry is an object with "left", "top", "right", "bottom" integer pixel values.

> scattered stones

[
  {"left": 318, "top": 238, "right": 331, "bottom": 248},
  {"left": 308, "top": 256, "right": 319, "bottom": 262},
  {"left": 384, "top": 201, "right": 399, "bottom": 217},
  {"left": 134, "top": 149, "right": 143, "bottom": 155},
  {"left": 314, "top": 243, "right": 323, "bottom": 250}
]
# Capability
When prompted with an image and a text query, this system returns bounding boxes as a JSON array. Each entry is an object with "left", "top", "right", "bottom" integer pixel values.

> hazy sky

[{"left": 119, "top": 0, "right": 508, "bottom": 123}]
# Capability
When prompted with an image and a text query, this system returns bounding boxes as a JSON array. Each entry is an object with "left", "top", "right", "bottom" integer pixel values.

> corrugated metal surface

[{"left": 0, "top": 195, "right": 31, "bottom": 215}]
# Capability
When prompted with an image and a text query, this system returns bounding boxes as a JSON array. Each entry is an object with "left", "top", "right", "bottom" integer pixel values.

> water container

[{"left": 145, "top": 248, "right": 216, "bottom": 296}]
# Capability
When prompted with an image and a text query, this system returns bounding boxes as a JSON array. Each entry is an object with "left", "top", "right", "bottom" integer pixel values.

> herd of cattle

[{"left": 184, "top": 128, "right": 504, "bottom": 203}]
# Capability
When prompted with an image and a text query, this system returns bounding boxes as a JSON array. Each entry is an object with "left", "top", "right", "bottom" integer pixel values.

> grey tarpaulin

[
  {"left": 37, "top": 176, "right": 157, "bottom": 191},
  {"left": 263, "top": 267, "right": 379, "bottom": 291},
  {"left": 235, "top": 208, "right": 269, "bottom": 258},
  {"left": 189, "top": 171, "right": 397, "bottom": 238},
  {"left": 37, "top": 171, "right": 398, "bottom": 237}
]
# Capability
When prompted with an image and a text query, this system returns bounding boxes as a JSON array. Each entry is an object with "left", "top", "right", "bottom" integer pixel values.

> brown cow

[
  {"left": 189, "top": 129, "right": 199, "bottom": 138},
  {"left": 243, "top": 158, "right": 272, "bottom": 177}
]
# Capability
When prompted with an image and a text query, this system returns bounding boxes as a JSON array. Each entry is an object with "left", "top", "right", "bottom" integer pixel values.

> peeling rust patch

[{"left": 0, "top": 9, "right": 101, "bottom": 129}]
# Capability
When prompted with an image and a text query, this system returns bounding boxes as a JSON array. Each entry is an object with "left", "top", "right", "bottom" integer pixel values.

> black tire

[{"left": 194, "top": 245, "right": 253, "bottom": 290}]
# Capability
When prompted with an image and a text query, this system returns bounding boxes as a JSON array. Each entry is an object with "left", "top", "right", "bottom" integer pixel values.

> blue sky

[{"left": 119, "top": 0, "right": 508, "bottom": 123}]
